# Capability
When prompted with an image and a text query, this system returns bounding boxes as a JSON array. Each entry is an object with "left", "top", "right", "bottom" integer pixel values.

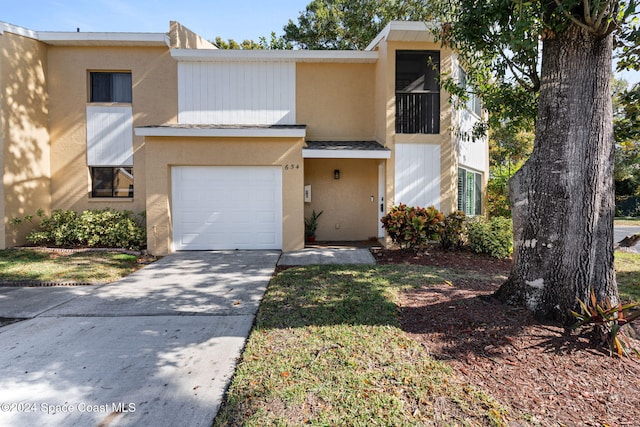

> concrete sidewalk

[
  {"left": 0, "top": 251, "right": 279, "bottom": 427},
  {"left": 278, "top": 247, "right": 376, "bottom": 266}
]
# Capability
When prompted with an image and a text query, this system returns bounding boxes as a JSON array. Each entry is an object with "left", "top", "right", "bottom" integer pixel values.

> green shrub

[
  {"left": 381, "top": 204, "right": 444, "bottom": 251},
  {"left": 26, "top": 208, "right": 146, "bottom": 249},
  {"left": 439, "top": 210, "right": 466, "bottom": 250},
  {"left": 28, "top": 209, "right": 81, "bottom": 247},
  {"left": 466, "top": 216, "right": 513, "bottom": 259}
]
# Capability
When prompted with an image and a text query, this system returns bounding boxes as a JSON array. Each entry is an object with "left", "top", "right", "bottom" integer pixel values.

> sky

[
  {"left": 1, "top": 0, "right": 311, "bottom": 42},
  {"left": 2, "top": 0, "right": 638, "bottom": 84}
]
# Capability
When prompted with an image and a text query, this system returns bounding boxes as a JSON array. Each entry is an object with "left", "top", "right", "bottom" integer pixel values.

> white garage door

[{"left": 172, "top": 166, "right": 282, "bottom": 250}]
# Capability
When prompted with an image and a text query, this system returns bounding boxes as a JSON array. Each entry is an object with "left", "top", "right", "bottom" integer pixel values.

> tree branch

[
  {"left": 498, "top": 49, "right": 537, "bottom": 92},
  {"left": 553, "top": 0, "right": 601, "bottom": 34},
  {"left": 583, "top": 0, "right": 593, "bottom": 25}
]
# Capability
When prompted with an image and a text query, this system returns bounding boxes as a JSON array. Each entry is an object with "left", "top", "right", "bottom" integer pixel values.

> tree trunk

[{"left": 494, "top": 24, "right": 618, "bottom": 325}]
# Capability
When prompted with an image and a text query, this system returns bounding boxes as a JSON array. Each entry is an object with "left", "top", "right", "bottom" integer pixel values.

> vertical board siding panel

[
  {"left": 259, "top": 62, "right": 267, "bottom": 124},
  {"left": 265, "top": 63, "right": 274, "bottom": 124},
  {"left": 394, "top": 144, "right": 440, "bottom": 210},
  {"left": 177, "top": 61, "right": 296, "bottom": 125},
  {"left": 198, "top": 63, "right": 211, "bottom": 123},
  {"left": 190, "top": 63, "right": 199, "bottom": 123},
  {"left": 207, "top": 63, "right": 216, "bottom": 124},
  {"left": 213, "top": 63, "right": 222, "bottom": 124},
  {"left": 86, "top": 106, "right": 133, "bottom": 166},
  {"left": 289, "top": 62, "right": 296, "bottom": 123},
  {"left": 223, "top": 63, "right": 231, "bottom": 124},
  {"left": 278, "top": 63, "right": 285, "bottom": 123}
]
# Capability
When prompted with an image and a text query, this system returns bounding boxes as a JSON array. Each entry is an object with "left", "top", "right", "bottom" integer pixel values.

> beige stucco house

[{"left": 0, "top": 20, "right": 488, "bottom": 256}]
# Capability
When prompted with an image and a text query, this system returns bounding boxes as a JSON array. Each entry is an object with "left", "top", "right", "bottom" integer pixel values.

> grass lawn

[
  {"left": 215, "top": 255, "right": 640, "bottom": 426},
  {"left": 615, "top": 252, "right": 640, "bottom": 302},
  {"left": 214, "top": 265, "right": 513, "bottom": 427},
  {"left": 0, "top": 248, "right": 148, "bottom": 283},
  {"left": 614, "top": 217, "right": 640, "bottom": 226}
]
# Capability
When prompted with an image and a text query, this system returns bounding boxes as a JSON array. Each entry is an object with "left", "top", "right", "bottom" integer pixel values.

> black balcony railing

[{"left": 395, "top": 92, "right": 440, "bottom": 134}]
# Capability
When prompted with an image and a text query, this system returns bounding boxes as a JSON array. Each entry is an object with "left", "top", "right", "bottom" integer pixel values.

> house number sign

[{"left": 283, "top": 164, "right": 300, "bottom": 171}]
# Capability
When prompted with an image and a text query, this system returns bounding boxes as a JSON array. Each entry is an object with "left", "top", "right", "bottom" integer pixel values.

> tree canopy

[
  {"left": 213, "top": 33, "right": 293, "bottom": 50},
  {"left": 282, "top": 0, "right": 432, "bottom": 50}
]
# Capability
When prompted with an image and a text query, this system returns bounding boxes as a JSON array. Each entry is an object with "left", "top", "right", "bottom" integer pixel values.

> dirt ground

[{"left": 374, "top": 247, "right": 640, "bottom": 427}]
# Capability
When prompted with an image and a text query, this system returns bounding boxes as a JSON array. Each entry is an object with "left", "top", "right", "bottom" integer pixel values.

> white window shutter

[{"left": 86, "top": 106, "right": 133, "bottom": 166}]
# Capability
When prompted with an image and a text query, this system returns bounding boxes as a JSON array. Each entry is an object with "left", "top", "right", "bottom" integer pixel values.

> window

[
  {"left": 458, "top": 167, "right": 482, "bottom": 216},
  {"left": 90, "top": 72, "right": 132, "bottom": 103},
  {"left": 90, "top": 167, "right": 133, "bottom": 198},
  {"left": 459, "top": 68, "right": 482, "bottom": 117},
  {"left": 395, "top": 51, "right": 440, "bottom": 134}
]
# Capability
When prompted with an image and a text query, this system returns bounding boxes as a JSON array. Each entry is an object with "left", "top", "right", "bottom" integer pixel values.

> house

[{"left": 0, "top": 20, "right": 488, "bottom": 256}]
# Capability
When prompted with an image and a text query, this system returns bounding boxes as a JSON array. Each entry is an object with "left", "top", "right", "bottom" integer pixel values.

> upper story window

[
  {"left": 459, "top": 68, "right": 482, "bottom": 117},
  {"left": 395, "top": 50, "right": 440, "bottom": 134},
  {"left": 90, "top": 72, "right": 132, "bottom": 103}
]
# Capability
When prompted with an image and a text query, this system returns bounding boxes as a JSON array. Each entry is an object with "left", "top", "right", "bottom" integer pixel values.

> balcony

[{"left": 395, "top": 92, "right": 440, "bottom": 134}]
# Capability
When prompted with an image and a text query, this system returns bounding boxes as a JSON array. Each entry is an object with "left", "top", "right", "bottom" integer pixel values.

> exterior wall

[
  {"left": 452, "top": 54, "right": 489, "bottom": 214},
  {"left": 169, "top": 21, "right": 216, "bottom": 49},
  {"left": 0, "top": 31, "right": 51, "bottom": 248},
  {"left": 296, "top": 63, "right": 376, "bottom": 140},
  {"left": 47, "top": 45, "right": 178, "bottom": 215},
  {"left": 144, "top": 137, "right": 305, "bottom": 255},
  {"left": 304, "top": 158, "right": 379, "bottom": 241},
  {"left": 178, "top": 61, "right": 296, "bottom": 125},
  {"left": 381, "top": 40, "right": 458, "bottom": 216}
]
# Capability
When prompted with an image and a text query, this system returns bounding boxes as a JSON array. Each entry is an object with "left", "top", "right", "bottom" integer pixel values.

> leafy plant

[
  {"left": 466, "top": 216, "right": 513, "bottom": 259},
  {"left": 25, "top": 208, "right": 146, "bottom": 249},
  {"left": 304, "top": 209, "right": 323, "bottom": 239},
  {"left": 439, "top": 210, "right": 466, "bottom": 250},
  {"left": 571, "top": 290, "right": 640, "bottom": 357},
  {"left": 381, "top": 204, "right": 444, "bottom": 251}
]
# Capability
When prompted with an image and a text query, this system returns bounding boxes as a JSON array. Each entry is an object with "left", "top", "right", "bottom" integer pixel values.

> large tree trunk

[{"left": 494, "top": 24, "right": 618, "bottom": 325}]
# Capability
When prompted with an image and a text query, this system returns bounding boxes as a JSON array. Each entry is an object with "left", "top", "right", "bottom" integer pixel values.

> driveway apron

[{"left": 0, "top": 251, "right": 279, "bottom": 427}]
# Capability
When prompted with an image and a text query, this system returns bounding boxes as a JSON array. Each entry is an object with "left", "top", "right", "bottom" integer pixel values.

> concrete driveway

[
  {"left": 0, "top": 251, "right": 279, "bottom": 427},
  {"left": 615, "top": 225, "right": 640, "bottom": 251}
]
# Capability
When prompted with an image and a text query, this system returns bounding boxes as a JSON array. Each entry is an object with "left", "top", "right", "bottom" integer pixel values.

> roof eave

[
  {"left": 365, "top": 21, "right": 439, "bottom": 51},
  {"left": 171, "top": 49, "right": 378, "bottom": 63},
  {"left": 135, "top": 126, "right": 307, "bottom": 138},
  {"left": 37, "top": 32, "right": 170, "bottom": 47},
  {"left": 302, "top": 149, "right": 391, "bottom": 159}
]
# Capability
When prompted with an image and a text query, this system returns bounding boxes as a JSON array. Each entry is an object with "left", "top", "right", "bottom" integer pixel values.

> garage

[{"left": 172, "top": 166, "right": 282, "bottom": 250}]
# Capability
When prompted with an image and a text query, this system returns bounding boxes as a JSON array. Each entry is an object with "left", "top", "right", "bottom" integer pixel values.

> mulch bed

[{"left": 376, "top": 247, "right": 640, "bottom": 427}]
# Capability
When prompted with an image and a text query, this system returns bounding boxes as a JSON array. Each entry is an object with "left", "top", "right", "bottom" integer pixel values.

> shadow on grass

[
  {"left": 617, "top": 271, "right": 640, "bottom": 301},
  {"left": 255, "top": 264, "right": 489, "bottom": 330},
  {"left": 400, "top": 282, "right": 607, "bottom": 361},
  {"left": 256, "top": 266, "right": 398, "bottom": 329}
]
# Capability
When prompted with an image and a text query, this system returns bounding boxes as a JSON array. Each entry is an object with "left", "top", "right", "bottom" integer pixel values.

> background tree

[
  {"left": 283, "top": 0, "right": 432, "bottom": 49},
  {"left": 213, "top": 33, "right": 293, "bottom": 50},
  {"left": 614, "top": 80, "right": 640, "bottom": 213},
  {"left": 433, "top": 0, "right": 638, "bottom": 324},
  {"left": 487, "top": 124, "right": 534, "bottom": 218}
]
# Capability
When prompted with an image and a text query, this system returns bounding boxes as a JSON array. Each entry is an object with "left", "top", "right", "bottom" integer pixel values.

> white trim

[
  {"left": 0, "top": 22, "right": 38, "bottom": 39},
  {"left": 171, "top": 48, "right": 378, "bottom": 63},
  {"left": 365, "top": 21, "right": 439, "bottom": 51},
  {"left": 38, "top": 32, "right": 170, "bottom": 46},
  {"left": 302, "top": 149, "right": 391, "bottom": 159},
  {"left": 135, "top": 126, "right": 306, "bottom": 138}
]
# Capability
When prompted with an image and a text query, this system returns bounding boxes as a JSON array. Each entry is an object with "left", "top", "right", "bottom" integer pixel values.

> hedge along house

[{"left": 0, "top": 20, "right": 487, "bottom": 256}]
